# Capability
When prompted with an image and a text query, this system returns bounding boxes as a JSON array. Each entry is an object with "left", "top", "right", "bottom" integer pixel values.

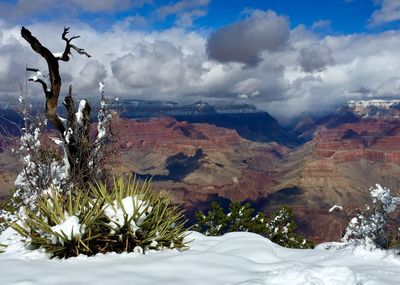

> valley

[{"left": 2, "top": 99, "right": 400, "bottom": 243}]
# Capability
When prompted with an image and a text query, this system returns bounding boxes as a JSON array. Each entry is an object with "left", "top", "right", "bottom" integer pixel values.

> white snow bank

[
  {"left": 51, "top": 214, "right": 86, "bottom": 245},
  {"left": 103, "top": 196, "right": 152, "bottom": 233},
  {"left": 0, "top": 230, "right": 400, "bottom": 284}
]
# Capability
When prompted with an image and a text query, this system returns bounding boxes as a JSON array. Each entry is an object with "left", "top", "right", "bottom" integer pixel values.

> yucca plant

[
  {"left": 0, "top": 243, "right": 6, "bottom": 253},
  {"left": 11, "top": 188, "right": 105, "bottom": 258},
  {"left": 9, "top": 176, "right": 190, "bottom": 258},
  {"left": 92, "top": 176, "right": 189, "bottom": 253}
]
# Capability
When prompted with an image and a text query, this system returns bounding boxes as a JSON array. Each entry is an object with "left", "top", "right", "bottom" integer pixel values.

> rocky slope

[
  {"left": 118, "top": 100, "right": 302, "bottom": 147},
  {"left": 111, "top": 116, "right": 288, "bottom": 202},
  {"left": 2, "top": 100, "right": 400, "bottom": 243}
]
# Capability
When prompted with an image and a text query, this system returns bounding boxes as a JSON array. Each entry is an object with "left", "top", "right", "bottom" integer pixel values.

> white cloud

[
  {"left": 176, "top": 9, "right": 207, "bottom": 27},
  {"left": 370, "top": 0, "right": 400, "bottom": 26},
  {"left": 156, "top": 0, "right": 209, "bottom": 20},
  {"left": 2, "top": 10, "right": 400, "bottom": 121},
  {"left": 74, "top": 60, "right": 107, "bottom": 92},
  {"left": 311, "top": 20, "right": 331, "bottom": 30}
]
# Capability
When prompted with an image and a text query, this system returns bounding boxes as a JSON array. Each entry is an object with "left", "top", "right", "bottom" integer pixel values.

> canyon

[{"left": 2, "top": 100, "right": 400, "bottom": 243}]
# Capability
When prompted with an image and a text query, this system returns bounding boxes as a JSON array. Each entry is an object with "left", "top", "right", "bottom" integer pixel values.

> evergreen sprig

[{"left": 193, "top": 202, "right": 314, "bottom": 249}]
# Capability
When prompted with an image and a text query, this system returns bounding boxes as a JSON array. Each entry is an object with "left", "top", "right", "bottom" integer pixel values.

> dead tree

[{"left": 21, "top": 26, "right": 107, "bottom": 187}]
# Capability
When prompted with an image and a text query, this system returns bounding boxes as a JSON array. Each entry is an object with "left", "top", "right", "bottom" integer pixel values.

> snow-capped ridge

[{"left": 345, "top": 99, "right": 400, "bottom": 119}]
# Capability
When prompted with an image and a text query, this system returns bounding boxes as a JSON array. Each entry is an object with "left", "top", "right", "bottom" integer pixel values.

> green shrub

[
  {"left": 0, "top": 243, "right": 6, "bottom": 253},
  {"left": 11, "top": 189, "right": 105, "bottom": 258},
  {"left": 265, "top": 206, "right": 314, "bottom": 249},
  {"left": 10, "top": 176, "right": 189, "bottom": 258},
  {"left": 193, "top": 202, "right": 314, "bottom": 249},
  {"left": 92, "top": 176, "right": 189, "bottom": 253},
  {"left": 0, "top": 192, "right": 19, "bottom": 233}
]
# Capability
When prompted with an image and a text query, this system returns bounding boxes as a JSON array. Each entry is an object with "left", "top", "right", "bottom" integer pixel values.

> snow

[
  {"left": 76, "top": 99, "right": 87, "bottom": 125},
  {"left": 1, "top": 230, "right": 400, "bottom": 284},
  {"left": 329, "top": 205, "right": 343, "bottom": 212},
  {"left": 99, "top": 82, "right": 104, "bottom": 94},
  {"left": 29, "top": 70, "right": 44, "bottom": 82},
  {"left": 53, "top": 52, "right": 63, "bottom": 58},
  {"left": 370, "top": 184, "right": 400, "bottom": 212},
  {"left": 103, "top": 196, "right": 152, "bottom": 233},
  {"left": 50, "top": 214, "right": 86, "bottom": 245},
  {"left": 346, "top": 99, "right": 400, "bottom": 109},
  {"left": 342, "top": 184, "right": 400, "bottom": 246}
]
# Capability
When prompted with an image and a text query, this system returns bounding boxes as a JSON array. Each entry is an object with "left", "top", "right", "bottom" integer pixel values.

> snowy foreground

[{"left": 1, "top": 229, "right": 400, "bottom": 285}]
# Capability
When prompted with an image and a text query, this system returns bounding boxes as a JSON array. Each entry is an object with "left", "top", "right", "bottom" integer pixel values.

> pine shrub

[
  {"left": 265, "top": 206, "right": 314, "bottom": 249},
  {"left": 193, "top": 201, "right": 314, "bottom": 249}
]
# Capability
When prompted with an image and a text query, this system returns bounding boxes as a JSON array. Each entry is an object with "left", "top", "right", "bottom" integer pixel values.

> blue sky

[
  {"left": 1, "top": 0, "right": 400, "bottom": 120},
  {"left": 0, "top": 0, "right": 393, "bottom": 33}
]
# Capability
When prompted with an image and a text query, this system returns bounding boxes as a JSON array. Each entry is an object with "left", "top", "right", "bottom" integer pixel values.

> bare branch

[
  {"left": 28, "top": 77, "right": 48, "bottom": 96},
  {"left": 21, "top": 26, "right": 91, "bottom": 136},
  {"left": 69, "top": 44, "right": 91, "bottom": 58},
  {"left": 21, "top": 26, "right": 62, "bottom": 132},
  {"left": 26, "top": 67, "right": 40, "bottom": 72},
  {"left": 60, "top": 27, "right": 91, "bottom": 61}
]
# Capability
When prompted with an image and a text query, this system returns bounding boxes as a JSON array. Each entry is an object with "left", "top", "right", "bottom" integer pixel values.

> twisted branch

[{"left": 21, "top": 26, "right": 91, "bottom": 136}]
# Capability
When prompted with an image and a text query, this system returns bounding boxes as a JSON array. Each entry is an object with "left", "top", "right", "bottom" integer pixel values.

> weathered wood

[
  {"left": 21, "top": 26, "right": 64, "bottom": 134},
  {"left": 21, "top": 26, "right": 95, "bottom": 186},
  {"left": 21, "top": 27, "right": 91, "bottom": 136}
]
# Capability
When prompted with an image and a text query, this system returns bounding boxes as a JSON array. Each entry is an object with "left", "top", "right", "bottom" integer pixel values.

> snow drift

[{"left": 1, "top": 229, "right": 399, "bottom": 285}]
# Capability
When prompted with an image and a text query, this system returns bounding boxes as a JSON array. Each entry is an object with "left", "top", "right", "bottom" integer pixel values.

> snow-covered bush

[
  {"left": 10, "top": 176, "right": 189, "bottom": 258},
  {"left": 11, "top": 188, "right": 105, "bottom": 258},
  {"left": 342, "top": 184, "right": 400, "bottom": 249},
  {"left": 92, "top": 176, "right": 188, "bottom": 253},
  {"left": 13, "top": 123, "right": 67, "bottom": 211},
  {"left": 265, "top": 206, "right": 314, "bottom": 249},
  {"left": 193, "top": 202, "right": 313, "bottom": 249}
]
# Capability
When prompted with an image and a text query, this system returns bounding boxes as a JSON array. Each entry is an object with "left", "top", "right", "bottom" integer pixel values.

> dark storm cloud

[
  {"left": 298, "top": 44, "right": 335, "bottom": 72},
  {"left": 0, "top": 43, "right": 39, "bottom": 92},
  {"left": 74, "top": 61, "right": 107, "bottom": 92},
  {"left": 206, "top": 10, "right": 290, "bottom": 66}
]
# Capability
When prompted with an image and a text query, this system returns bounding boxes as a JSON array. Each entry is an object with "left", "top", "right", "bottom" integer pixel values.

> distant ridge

[{"left": 118, "top": 99, "right": 301, "bottom": 147}]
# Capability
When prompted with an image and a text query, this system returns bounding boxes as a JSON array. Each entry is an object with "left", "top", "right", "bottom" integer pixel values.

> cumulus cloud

[
  {"left": 74, "top": 61, "right": 107, "bottom": 92},
  {"left": 3, "top": 8, "right": 400, "bottom": 121},
  {"left": 175, "top": 9, "right": 207, "bottom": 27},
  {"left": 111, "top": 40, "right": 203, "bottom": 94},
  {"left": 0, "top": 43, "right": 36, "bottom": 92},
  {"left": 374, "top": 77, "right": 400, "bottom": 97},
  {"left": 298, "top": 44, "right": 335, "bottom": 72},
  {"left": 155, "top": 0, "right": 210, "bottom": 27},
  {"left": 206, "top": 10, "right": 290, "bottom": 66},
  {"left": 370, "top": 0, "right": 400, "bottom": 26},
  {"left": 311, "top": 20, "right": 331, "bottom": 30}
]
